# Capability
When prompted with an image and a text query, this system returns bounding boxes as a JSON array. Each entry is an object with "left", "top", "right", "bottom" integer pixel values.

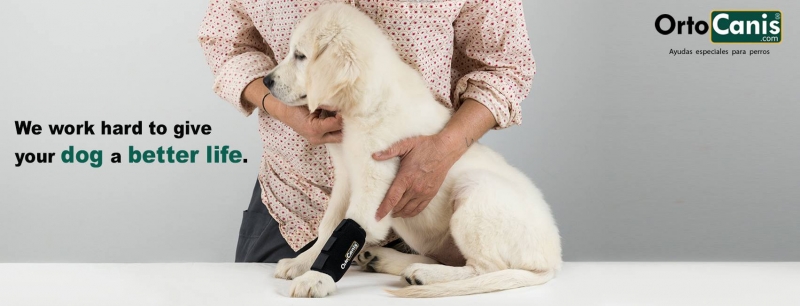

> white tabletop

[{"left": 1, "top": 262, "right": 798, "bottom": 306}]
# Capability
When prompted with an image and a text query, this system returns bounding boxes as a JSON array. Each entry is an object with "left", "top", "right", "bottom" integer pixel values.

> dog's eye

[{"left": 294, "top": 52, "right": 306, "bottom": 60}]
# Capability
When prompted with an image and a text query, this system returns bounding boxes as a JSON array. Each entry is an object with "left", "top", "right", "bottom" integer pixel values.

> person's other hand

[
  {"left": 372, "top": 135, "right": 460, "bottom": 220},
  {"left": 278, "top": 105, "right": 343, "bottom": 146}
]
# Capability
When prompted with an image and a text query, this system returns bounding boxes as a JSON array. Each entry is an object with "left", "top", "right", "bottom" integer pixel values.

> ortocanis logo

[
  {"left": 340, "top": 241, "right": 359, "bottom": 269},
  {"left": 655, "top": 10, "right": 782, "bottom": 44}
]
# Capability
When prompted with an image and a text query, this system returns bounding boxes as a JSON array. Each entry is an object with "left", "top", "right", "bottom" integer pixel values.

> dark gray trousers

[{"left": 235, "top": 180, "right": 315, "bottom": 263}]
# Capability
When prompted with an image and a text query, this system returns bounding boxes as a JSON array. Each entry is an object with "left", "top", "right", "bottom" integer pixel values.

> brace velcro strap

[{"left": 310, "top": 219, "right": 366, "bottom": 282}]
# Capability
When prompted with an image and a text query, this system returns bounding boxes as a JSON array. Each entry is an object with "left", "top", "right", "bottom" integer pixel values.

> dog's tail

[{"left": 385, "top": 269, "right": 554, "bottom": 298}]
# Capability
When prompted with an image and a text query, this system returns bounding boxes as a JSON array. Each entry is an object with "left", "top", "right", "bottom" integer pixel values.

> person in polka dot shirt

[{"left": 198, "top": 0, "right": 535, "bottom": 263}]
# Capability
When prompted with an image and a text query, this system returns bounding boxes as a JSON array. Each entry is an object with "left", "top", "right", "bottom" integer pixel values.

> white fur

[
  {"left": 289, "top": 271, "right": 337, "bottom": 298},
  {"left": 355, "top": 246, "right": 438, "bottom": 276},
  {"left": 268, "top": 4, "right": 562, "bottom": 298}
]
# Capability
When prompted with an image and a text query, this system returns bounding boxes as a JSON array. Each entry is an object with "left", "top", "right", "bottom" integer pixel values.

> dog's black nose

[{"left": 263, "top": 74, "right": 275, "bottom": 88}]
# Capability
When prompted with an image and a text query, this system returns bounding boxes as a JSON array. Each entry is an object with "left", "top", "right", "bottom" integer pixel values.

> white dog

[{"left": 264, "top": 3, "right": 562, "bottom": 298}]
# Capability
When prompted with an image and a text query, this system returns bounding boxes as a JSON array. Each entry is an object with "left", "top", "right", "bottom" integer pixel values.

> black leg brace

[{"left": 310, "top": 219, "right": 366, "bottom": 282}]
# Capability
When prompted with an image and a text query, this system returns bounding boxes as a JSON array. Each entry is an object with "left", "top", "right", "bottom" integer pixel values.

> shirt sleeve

[
  {"left": 451, "top": 0, "right": 536, "bottom": 129},
  {"left": 198, "top": 0, "right": 275, "bottom": 116}
]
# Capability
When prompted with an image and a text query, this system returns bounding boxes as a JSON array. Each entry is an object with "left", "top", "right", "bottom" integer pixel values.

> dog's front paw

[
  {"left": 354, "top": 246, "right": 381, "bottom": 272},
  {"left": 275, "top": 257, "right": 312, "bottom": 280},
  {"left": 289, "top": 271, "right": 336, "bottom": 298}
]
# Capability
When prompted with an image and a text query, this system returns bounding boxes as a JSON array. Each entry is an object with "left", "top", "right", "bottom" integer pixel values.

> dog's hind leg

[
  {"left": 399, "top": 170, "right": 555, "bottom": 288},
  {"left": 355, "top": 246, "right": 437, "bottom": 275}
]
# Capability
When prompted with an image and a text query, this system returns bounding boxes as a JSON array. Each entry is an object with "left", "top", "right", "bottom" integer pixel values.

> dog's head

[{"left": 265, "top": 4, "right": 382, "bottom": 114}]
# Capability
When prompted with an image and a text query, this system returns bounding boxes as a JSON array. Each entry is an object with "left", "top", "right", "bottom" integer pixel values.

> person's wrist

[
  {"left": 266, "top": 96, "right": 287, "bottom": 121},
  {"left": 434, "top": 128, "right": 468, "bottom": 161},
  {"left": 243, "top": 77, "right": 270, "bottom": 111},
  {"left": 260, "top": 92, "right": 272, "bottom": 113}
]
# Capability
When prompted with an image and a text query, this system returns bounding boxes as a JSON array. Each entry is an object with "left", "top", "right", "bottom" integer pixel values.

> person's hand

[
  {"left": 242, "top": 78, "right": 343, "bottom": 146},
  {"left": 277, "top": 105, "right": 343, "bottom": 146},
  {"left": 373, "top": 135, "right": 462, "bottom": 220}
]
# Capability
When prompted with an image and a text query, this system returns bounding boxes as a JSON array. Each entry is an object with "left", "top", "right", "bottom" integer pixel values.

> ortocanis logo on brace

[
  {"left": 655, "top": 10, "right": 782, "bottom": 44},
  {"left": 341, "top": 241, "right": 360, "bottom": 269}
]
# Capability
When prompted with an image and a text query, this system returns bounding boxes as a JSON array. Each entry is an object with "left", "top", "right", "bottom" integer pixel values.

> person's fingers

[
  {"left": 395, "top": 197, "right": 424, "bottom": 218},
  {"left": 320, "top": 131, "right": 343, "bottom": 144},
  {"left": 373, "top": 138, "right": 415, "bottom": 161},
  {"left": 391, "top": 191, "right": 416, "bottom": 218},
  {"left": 375, "top": 181, "right": 407, "bottom": 221},
  {"left": 315, "top": 115, "right": 343, "bottom": 134},
  {"left": 406, "top": 199, "right": 431, "bottom": 218}
]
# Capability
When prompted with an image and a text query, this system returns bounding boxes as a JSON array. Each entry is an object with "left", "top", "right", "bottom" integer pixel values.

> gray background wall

[{"left": 1, "top": 0, "right": 798, "bottom": 262}]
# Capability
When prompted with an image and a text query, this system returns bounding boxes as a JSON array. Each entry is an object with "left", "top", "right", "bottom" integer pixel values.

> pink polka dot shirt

[{"left": 198, "top": 0, "right": 535, "bottom": 251}]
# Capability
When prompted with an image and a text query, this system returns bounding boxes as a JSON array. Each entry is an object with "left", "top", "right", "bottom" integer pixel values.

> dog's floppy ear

[{"left": 306, "top": 32, "right": 360, "bottom": 112}]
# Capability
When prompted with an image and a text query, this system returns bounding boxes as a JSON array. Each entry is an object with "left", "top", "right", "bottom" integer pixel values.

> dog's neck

[
  {"left": 337, "top": 66, "right": 403, "bottom": 123},
  {"left": 334, "top": 51, "right": 443, "bottom": 141},
  {"left": 334, "top": 55, "right": 451, "bottom": 152}
]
